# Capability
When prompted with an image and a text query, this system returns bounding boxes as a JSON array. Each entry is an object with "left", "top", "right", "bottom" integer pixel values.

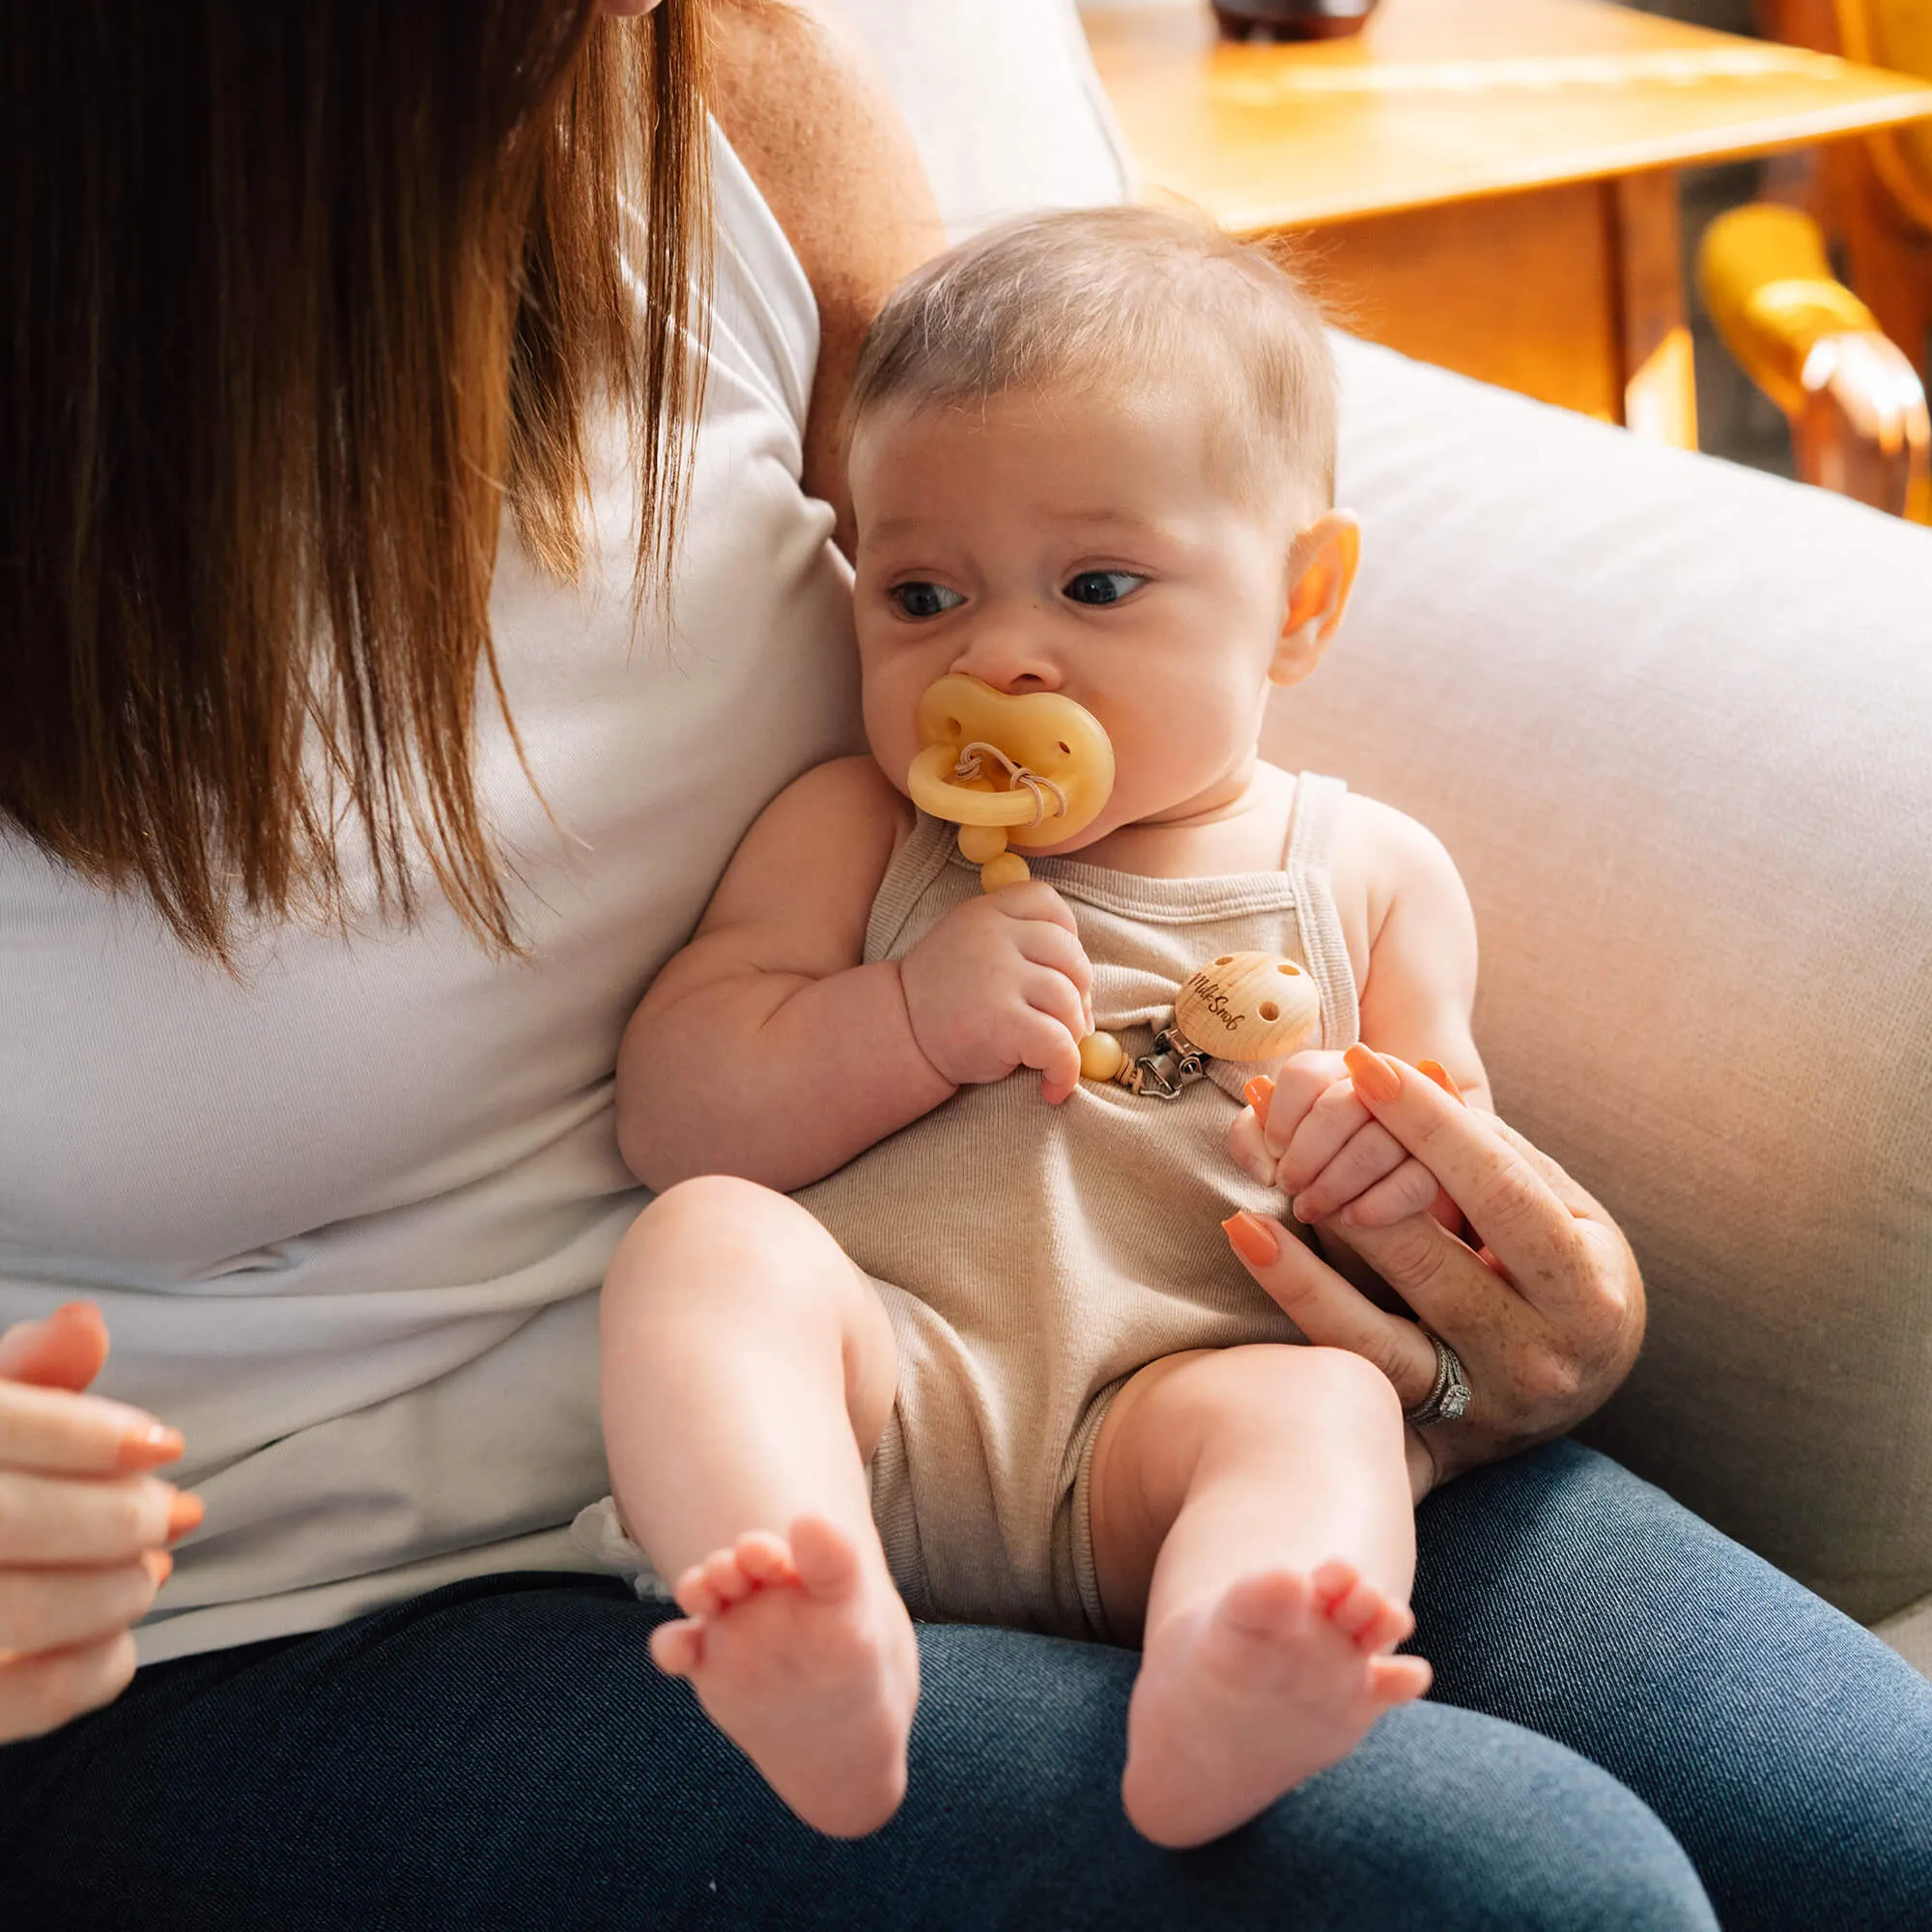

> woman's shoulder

[{"left": 705, "top": 0, "right": 944, "bottom": 532}]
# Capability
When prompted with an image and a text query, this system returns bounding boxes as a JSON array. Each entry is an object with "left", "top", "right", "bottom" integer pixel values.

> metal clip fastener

[{"left": 1118, "top": 1025, "right": 1212, "bottom": 1100}]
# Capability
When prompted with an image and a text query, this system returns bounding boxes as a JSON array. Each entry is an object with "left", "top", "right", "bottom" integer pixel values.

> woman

[{"left": 1, "top": 3, "right": 1926, "bottom": 1925}]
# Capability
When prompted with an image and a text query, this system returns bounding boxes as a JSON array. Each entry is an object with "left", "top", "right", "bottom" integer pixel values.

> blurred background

[
  {"left": 1628, "top": 0, "right": 1795, "bottom": 477},
  {"left": 1071, "top": 0, "right": 1932, "bottom": 513}
]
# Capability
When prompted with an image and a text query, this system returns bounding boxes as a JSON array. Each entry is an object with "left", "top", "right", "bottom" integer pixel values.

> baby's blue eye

[
  {"left": 890, "top": 582, "right": 965, "bottom": 619},
  {"left": 1064, "top": 571, "right": 1145, "bottom": 607}
]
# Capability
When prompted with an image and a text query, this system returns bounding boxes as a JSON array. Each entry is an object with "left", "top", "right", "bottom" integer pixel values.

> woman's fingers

[
  {"left": 0, "top": 1551, "right": 172, "bottom": 1657},
  {"left": 1483, "top": 1111, "right": 1610, "bottom": 1224},
  {"left": 0, "top": 1380, "right": 185, "bottom": 1478},
  {"left": 0, "top": 1302, "right": 110, "bottom": 1391},
  {"left": 1342, "top": 1047, "right": 1589, "bottom": 1315},
  {"left": 0, "top": 1469, "right": 200, "bottom": 1565},
  {"left": 0, "top": 1631, "right": 138, "bottom": 1747},
  {"left": 1221, "top": 1211, "right": 1442, "bottom": 1410}
]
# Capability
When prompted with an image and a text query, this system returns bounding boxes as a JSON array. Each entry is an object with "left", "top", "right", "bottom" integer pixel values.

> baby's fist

[{"left": 900, "top": 882, "right": 1094, "bottom": 1104}]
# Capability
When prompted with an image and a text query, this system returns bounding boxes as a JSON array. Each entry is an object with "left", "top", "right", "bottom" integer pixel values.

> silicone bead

[
  {"left": 957, "top": 822, "right": 1009, "bottom": 864},
  {"left": 980, "top": 852, "right": 1031, "bottom": 892},
  {"left": 1078, "top": 1031, "right": 1126, "bottom": 1082}
]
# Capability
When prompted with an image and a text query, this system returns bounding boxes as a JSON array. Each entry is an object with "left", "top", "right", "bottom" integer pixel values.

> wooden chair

[{"left": 1697, "top": 1, "right": 1931, "bottom": 522}]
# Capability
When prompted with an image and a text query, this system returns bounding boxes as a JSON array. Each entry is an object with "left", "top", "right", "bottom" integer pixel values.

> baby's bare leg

[
  {"left": 601, "top": 1175, "right": 915, "bottom": 1837},
  {"left": 1088, "top": 1344, "right": 1430, "bottom": 1848}
]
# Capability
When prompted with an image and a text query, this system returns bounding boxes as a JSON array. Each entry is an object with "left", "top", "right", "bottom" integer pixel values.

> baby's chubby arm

[
  {"left": 616, "top": 756, "right": 1094, "bottom": 1195},
  {"left": 1234, "top": 798, "right": 1492, "bottom": 1231}
]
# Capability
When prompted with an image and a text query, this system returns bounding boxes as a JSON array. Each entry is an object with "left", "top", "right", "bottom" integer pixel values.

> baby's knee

[
  {"left": 608, "top": 1176, "right": 856, "bottom": 1321},
  {"left": 611, "top": 1175, "right": 798, "bottom": 1290},
  {"left": 1209, "top": 1343, "right": 1406, "bottom": 1435}
]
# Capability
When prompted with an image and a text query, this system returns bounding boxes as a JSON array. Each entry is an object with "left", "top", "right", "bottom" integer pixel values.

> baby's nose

[{"left": 952, "top": 626, "right": 1061, "bottom": 696}]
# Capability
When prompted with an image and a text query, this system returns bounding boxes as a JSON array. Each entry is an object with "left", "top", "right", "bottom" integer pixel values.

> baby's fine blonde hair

[{"left": 847, "top": 205, "right": 1337, "bottom": 507}]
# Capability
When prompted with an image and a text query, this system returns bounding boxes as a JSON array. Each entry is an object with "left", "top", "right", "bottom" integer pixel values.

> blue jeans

[{"left": 3, "top": 1442, "right": 1927, "bottom": 1929}]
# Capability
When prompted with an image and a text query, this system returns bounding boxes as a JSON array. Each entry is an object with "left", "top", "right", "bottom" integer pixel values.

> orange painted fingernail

[
  {"left": 142, "top": 1548, "right": 175, "bottom": 1587},
  {"left": 1243, "top": 1076, "right": 1274, "bottom": 1123},
  {"left": 1344, "top": 1042, "right": 1402, "bottom": 1104},
  {"left": 117, "top": 1422, "right": 185, "bottom": 1471},
  {"left": 164, "top": 1491, "right": 205, "bottom": 1542},
  {"left": 1222, "top": 1211, "right": 1280, "bottom": 1265},
  {"left": 1417, "top": 1060, "right": 1464, "bottom": 1105}
]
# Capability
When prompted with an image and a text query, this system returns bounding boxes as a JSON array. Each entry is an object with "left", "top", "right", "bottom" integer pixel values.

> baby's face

[{"left": 850, "top": 382, "right": 1320, "bottom": 853}]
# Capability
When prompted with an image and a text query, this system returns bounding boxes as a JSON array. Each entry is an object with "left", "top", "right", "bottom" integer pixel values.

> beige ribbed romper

[{"left": 795, "top": 772, "right": 1359, "bottom": 1642}]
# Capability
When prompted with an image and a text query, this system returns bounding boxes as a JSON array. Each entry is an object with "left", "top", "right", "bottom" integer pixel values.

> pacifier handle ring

[{"left": 952, "top": 742, "right": 1067, "bottom": 830}]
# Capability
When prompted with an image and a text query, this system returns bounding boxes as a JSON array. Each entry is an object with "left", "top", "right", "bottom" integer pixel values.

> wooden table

[{"left": 1082, "top": 0, "right": 1932, "bottom": 444}]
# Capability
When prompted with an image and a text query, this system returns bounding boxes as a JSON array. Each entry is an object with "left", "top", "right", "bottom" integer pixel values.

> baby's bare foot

[
  {"left": 648, "top": 1516, "right": 919, "bottom": 1838},
  {"left": 1122, "top": 1559, "right": 1431, "bottom": 1848}
]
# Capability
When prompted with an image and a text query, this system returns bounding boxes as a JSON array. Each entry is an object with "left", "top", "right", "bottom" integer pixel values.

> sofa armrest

[{"left": 1260, "top": 335, "right": 1932, "bottom": 1625}]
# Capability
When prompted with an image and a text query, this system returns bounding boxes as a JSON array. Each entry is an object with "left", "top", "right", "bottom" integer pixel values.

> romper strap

[{"left": 1280, "top": 774, "right": 1361, "bottom": 1052}]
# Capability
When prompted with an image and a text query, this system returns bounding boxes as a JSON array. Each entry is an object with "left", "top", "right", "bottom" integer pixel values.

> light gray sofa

[{"left": 837, "top": 0, "right": 1932, "bottom": 1675}]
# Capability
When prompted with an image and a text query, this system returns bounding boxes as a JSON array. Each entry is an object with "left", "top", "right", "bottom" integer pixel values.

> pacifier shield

[{"left": 907, "top": 674, "right": 1115, "bottom": 848}]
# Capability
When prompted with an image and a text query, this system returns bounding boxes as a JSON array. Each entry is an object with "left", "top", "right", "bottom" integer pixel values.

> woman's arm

[{"left": 705, "top": 0, "right": 947, "bottom": 553}]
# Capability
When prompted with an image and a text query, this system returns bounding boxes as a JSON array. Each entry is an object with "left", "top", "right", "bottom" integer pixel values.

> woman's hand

[
  {"left": 0, "top": 1303, "right": 199, "bottom": 1744},
  {"left": 1224, "top": 1049, "right": 1644, "bottom": 1488}
]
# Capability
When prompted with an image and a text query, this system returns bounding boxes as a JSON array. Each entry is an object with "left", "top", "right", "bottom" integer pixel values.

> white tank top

[{"left": 0, "top": 130, "right": 861, "bottom": 1664}]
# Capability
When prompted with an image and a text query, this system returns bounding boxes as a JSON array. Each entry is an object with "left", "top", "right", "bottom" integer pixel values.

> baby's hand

[
  {"left": 900, "top": 882, "right": 1094, "bottom": 1105},
  {"left": 1228, "top": 1049, "right": 1455, "bottom": 1230}
]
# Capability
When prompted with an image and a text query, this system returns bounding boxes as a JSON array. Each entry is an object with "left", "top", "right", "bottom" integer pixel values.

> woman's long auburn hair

[{"left": 2, "top": 0, "right": 710, "bottom": 958}]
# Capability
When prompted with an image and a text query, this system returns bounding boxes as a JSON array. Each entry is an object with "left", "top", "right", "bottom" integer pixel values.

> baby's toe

[
  {"left": 787, "top": 1515, "right": 862, "bottom": 1601},
  {"left": 1371, "top": 1653, "right": 1433, "bottom": 1705},
  {"left": 671, "top": 1565, "right": 724, "bottom": 1620},
  {"left": 735, "top": 1530, "right": 797, "bottom": 1587},
  {"left": 1222, "top": 1569, "right": 1309, "bottom": 1636},
  {"left": 1350, "top": 1595, "right": 1414, "bottom": 1654},
  {"left": 1310, "top": 1559, "right": 1359, "bottom": 1609},
  {"left": 649, "top": 1617, "right": 705, "bottom": 1678},
  {"left": 1325, "top": 1578, "right": 1393, "bottom": 1644},
  {"left": 700, "top": 1548, "right": 753, "bottom": 1606}
]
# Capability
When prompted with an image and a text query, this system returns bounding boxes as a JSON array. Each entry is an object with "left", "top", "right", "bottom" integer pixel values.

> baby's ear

[{"left": 1270, "top": 511, "right": 1361, "bottom": 688}]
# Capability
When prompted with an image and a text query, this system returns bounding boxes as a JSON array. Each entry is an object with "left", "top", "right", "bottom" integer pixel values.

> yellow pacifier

[
  {"left": 908, "top": 673, "right": 1127, "bottom": 1079},
  {"left": 908, "top": 674, "right": 1116, "bottom": 880}
]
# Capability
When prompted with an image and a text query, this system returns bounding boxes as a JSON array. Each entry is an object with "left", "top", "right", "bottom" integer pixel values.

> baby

[{"left": 593, "top": 208, "right": 1491, "bottom": 1846}]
